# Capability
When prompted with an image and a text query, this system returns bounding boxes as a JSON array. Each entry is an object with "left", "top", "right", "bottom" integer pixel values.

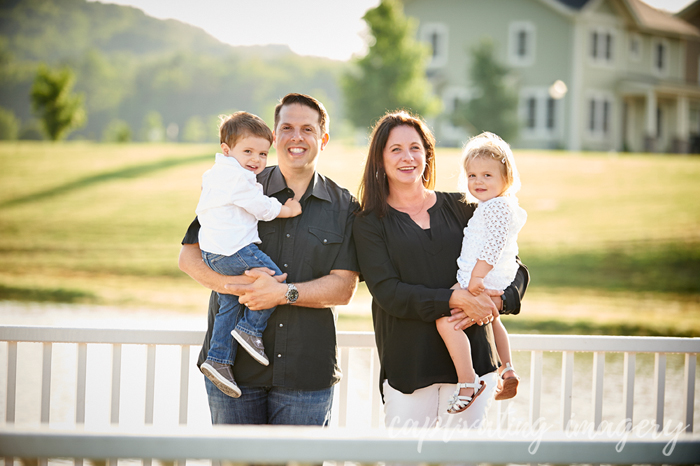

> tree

[
  {"left": 0, "top": 107, "right": 19, "bottom": 140},
  {"left": 140, "top": 111, "right": 164, "bottom": 142},
  {"left": 30, "top": 64, "right": 86, "bottom": 141},
  {"left": 452, "top": 38, "right": 519, "bottom": 142},
  {"left": 102, "top": 119, "right": 131, "bottom": 143},
  {"left": 342, "top": 0, "right": 440, "bottom": 131}
]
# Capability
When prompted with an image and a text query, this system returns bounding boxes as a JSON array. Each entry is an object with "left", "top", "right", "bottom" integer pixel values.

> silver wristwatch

[{"left": 285, "top": 283, "right": 299, "bottom": 304}]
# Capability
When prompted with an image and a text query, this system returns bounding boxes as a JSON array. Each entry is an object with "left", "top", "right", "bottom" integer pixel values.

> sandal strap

[
  {"left": 456, "top": 374, "right": 482, "bottom": 391},
  {"left": 500, "top": 363, "right": 515, "bottom": 379}
]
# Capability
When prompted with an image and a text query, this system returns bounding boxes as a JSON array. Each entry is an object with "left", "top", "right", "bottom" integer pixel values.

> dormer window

[
  {"left": 629, "top": 33, "right": 642, "bottom": 62},
  {"left": 509, "top": 21, "right": 536, "bottom": 67},
  {"left": 652, "top": 39, "right": 669, "bottom": 76},
  {"left": 590, "top": 27, "right": 615, "bottom": 66},
  {"left": 421, "top": 23, "right": 448, "bottom": 69}
]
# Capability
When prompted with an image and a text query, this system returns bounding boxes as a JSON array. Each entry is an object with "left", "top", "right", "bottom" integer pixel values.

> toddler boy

[{"left": 196, "top": 111, "right": 301, "bottom": 397}]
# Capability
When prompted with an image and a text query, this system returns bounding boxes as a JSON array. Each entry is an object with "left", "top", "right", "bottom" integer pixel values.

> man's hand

[
  {"left": 225, "top": 269, "right": 287, "bottom": 310},
  {"left": 484, "top": 288, "right": 503, "bottom": 316}
]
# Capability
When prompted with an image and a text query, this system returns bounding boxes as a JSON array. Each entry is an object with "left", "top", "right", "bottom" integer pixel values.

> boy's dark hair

[
  {"left": 273, "top": 93, "right": 329, "bottom": 135},
  {"left": 219, "top": 111, "right": 273, "bottom": 149}
]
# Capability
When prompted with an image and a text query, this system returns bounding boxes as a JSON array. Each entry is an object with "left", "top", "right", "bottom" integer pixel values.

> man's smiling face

[{"left": 273, "top": 103, "right": 329, "bottom": 173}]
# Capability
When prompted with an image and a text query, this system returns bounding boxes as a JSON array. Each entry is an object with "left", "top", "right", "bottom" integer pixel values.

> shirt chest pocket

[{"left": 304, "top": 226, "right": 344, "bottom": 278}]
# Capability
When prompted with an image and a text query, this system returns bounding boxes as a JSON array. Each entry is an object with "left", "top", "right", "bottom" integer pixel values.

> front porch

[{"left": 620, "top": 78, "right": 700, "bottom": 154}]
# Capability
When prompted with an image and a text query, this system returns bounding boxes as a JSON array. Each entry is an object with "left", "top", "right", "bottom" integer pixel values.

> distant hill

[
  {"left": 0, "top": 0, "right": 346, "bottom": 141},
  {"left": 0, "top": 0, "right": 292, "bottom": 61}
]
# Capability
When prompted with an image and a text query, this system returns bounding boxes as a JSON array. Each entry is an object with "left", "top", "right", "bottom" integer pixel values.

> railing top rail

[
  {"left": 0, "top": 326, "right": 698, "bottom": 353},
  {"left": 0, "top": 325, "right": 206, "bottom": 345},
  {"left": 509, "top": 334, "right": 700, "bottom": 353},
  {"left": 0, "top": 425, "right": 697, "bottom": 465}
]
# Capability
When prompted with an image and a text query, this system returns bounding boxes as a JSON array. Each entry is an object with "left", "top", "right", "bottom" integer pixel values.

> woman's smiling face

[{"left": 382, "top": 125, "right": 426, "bottom": 189}]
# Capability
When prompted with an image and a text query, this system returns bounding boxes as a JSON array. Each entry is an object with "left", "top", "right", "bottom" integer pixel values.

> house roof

[
  {"left": 550, "top": 0, "right": 700, "bottom": 38},
  {"left": 624, "top": 0, "right": 700, "bottom": 37},
  {"left": 677, "top": 0, "right": 700, "bottom": 23},
  {"left": 555, "top": 0, "right": 591, "bottom": 9}
]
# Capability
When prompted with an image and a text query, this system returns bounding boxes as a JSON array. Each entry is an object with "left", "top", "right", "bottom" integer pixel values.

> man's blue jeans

[
  {"left": 205, "top": 377, "right": 334, "bottom": 425},
  {"left": 202, "top": 243, "right": 282, "bottom": 366}
]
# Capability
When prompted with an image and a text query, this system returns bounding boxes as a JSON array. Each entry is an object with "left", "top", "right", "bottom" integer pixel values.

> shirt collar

[{"left": 266, "top": 167, "right": 332, "bottom": 203}]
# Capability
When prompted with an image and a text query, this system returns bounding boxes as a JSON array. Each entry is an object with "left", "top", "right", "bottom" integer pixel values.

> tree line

[{"left": 0, "top": 0, "right": 518, "bottom": 143}]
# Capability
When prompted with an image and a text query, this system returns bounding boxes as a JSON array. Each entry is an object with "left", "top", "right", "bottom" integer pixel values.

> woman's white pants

[{"left": 382, "top": 372, "right": 498, "bottom": 430}]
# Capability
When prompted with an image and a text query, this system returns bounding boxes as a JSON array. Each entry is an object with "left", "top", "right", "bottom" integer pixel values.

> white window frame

[
  {"left": 651, "top": 38, "right": 670, "bottom": 77},
  {"left": 585, "top": 90, "right": 615, "bottom": 140},
  {"left": 421, "top": 23, "right": 449, "bottom": 69},
  {"left": 520, "top": 87, "right": 559, "bottom": 139},
  {"left": 440, "top": 86, "right": 471, "bottom": 143},
  {"left": 628, "top": 32, "right": 642, "bottom": 62},
  {"left": 589, "top": 26, "right": 616, "bottom": 67},
  {"left": 508, "top": 21, "right": 536, "bottom": 67}
]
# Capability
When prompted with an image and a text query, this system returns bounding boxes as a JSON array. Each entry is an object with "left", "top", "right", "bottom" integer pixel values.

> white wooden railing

[{"left": 1, "top": 325, "right": 699, "bottom": 464}]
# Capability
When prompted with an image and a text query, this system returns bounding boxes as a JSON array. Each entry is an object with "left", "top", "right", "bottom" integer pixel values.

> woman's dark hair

[{"left": 357, "top": 110, "right": 436, "bottom": 217}]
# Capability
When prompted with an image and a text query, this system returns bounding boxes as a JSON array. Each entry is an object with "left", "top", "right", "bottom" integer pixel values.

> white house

[{"left": 403, "top": 0, "right": 700, "bottom": 152}]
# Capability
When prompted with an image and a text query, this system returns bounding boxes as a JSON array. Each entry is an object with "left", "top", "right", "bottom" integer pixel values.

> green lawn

[{"left": 1, "top": 142, "right": 699, "bottom": 336}]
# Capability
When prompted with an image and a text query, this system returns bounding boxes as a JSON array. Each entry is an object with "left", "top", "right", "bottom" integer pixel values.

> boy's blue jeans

[{"left": 202, "top": 243, "right": 282, "bottom": 366}]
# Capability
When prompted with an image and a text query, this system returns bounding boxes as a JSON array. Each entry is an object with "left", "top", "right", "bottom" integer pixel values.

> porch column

[
  {"left": 645, "top": 89, "right": 657, "bottom": 152},
  {"left": 675, "top": 95, "right": 690, "bottom": 153},
  {"left": 625, "top": 99, "right": 637, "bottom": 152}
]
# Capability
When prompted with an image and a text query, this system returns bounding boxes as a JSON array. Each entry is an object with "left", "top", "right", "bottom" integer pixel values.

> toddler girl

[{"left": 436, "top": 131, "right": 527, "bottom": 414}]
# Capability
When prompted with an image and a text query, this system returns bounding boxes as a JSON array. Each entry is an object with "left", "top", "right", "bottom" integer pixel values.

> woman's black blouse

[{"left": 353, "top": 192, "right": 529, "bottom": 395}]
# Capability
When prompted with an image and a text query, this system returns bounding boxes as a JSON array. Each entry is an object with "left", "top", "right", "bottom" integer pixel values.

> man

[{"left": 178, "top": 93, "right": 360, "bottom": 425}]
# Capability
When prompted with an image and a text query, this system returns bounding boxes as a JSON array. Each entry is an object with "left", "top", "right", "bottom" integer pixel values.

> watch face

[{"left": 287, "top": 286, "right": 299, "bottom": 303}]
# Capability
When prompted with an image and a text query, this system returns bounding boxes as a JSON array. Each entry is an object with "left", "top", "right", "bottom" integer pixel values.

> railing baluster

[
  {"left": 143, "top": 344, "right": 157, "bottom": 466},
  {"left": 654, "top": 352, "right": 666, "bottom": 432},
  {"left": 592, "top": 351, "right": 604, "bottom": 430},
  {"left": 40, "top": 342, "right": 52, "bottom": 466},
  {"left": 109, "top": 343, "right": 121, "bottom": 466},
  {"left": 145, "top": 344, "right": 156, "bottom": 424},
  {"left": 561, "top": 351, "right": 574, "bottom": 430},
  {"left": 338, "top": 347, "right": 350, "bottom": 427},
  {"left": 176, "top": 344, "right": 189, "bottom": 466},
  {"left": 683, "top": 353, "right": 696, "bottom": 433},
  {"left": 41, "top": 342, "right": 52, "bottom": 424},
  {"left": 370, "top": 348, "right": 382, "bottom": 428},
  {"left": 496, "top": 392, "right": 508, "bottom": 430},
  {"left": 529, "top": 350, "right": 542, "bottom": 426},
  {"left": 111, "top": 344, "right": 122, "bottom": 423},
  {"left": 76, "top": 343, "right": 87, "bottom": 424},
  {"left": 622, "top": 352, "right": 635, "bottom": 430},
  {"left": 6, "top": 341, "right": 17, "bottom": 423},
  {"left": 75, "top": 342, "right": 88, "bottom": 466},
  {"left": 179, "top": 345, "right": 190, "bottom": 425},
  {"left": 5, "top": 341, "right": 17, "bottom": 466}
]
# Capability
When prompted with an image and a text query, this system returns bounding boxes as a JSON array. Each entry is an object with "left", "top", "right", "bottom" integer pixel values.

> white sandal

[
  {"left": 495, "top": 362, "right": 519, "bottom": 401},
  {"left": 446, "top": 374, "right": 487, "bottom": 414}
]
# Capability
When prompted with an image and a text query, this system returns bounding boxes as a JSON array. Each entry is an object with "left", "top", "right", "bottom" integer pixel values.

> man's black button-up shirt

[{"left": 182, "top": 166, "right": 360, "bottom": 390}]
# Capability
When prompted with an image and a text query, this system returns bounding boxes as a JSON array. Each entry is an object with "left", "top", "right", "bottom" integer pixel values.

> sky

[{"left": 89, "top": 0, "right": 695, "bottom": 61}]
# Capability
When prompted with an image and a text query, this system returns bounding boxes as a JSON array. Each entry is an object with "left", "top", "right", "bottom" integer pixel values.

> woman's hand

[{"left": 447, "top": 288, "right": 499, "bottom": 330}]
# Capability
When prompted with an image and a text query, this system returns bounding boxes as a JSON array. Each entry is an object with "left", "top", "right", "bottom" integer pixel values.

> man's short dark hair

[{"left": 273, "top": 93, "right": 329, "bottom": 136}]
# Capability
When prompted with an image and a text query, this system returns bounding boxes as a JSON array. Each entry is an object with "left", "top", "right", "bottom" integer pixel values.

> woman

[{"left": 353, "top": 111, "right": 529, "bottom": 428}]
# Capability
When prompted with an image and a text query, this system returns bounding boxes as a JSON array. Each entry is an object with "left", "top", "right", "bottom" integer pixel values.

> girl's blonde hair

[{"left": 458, "top": 131, "right": 521, "bottom": 202}]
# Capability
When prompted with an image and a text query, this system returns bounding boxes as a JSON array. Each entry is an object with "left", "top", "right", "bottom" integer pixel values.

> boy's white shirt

[{"left": 196, "top": 153, "right": 282, "bottom": 256}]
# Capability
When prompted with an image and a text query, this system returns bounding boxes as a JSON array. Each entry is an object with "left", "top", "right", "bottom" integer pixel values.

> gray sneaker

[
  {"left": 232, "top": 329, "right": 269, "bottom": 366},
  {"left": 200, "top": 359, "right": 242, "bottom": 398}
]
